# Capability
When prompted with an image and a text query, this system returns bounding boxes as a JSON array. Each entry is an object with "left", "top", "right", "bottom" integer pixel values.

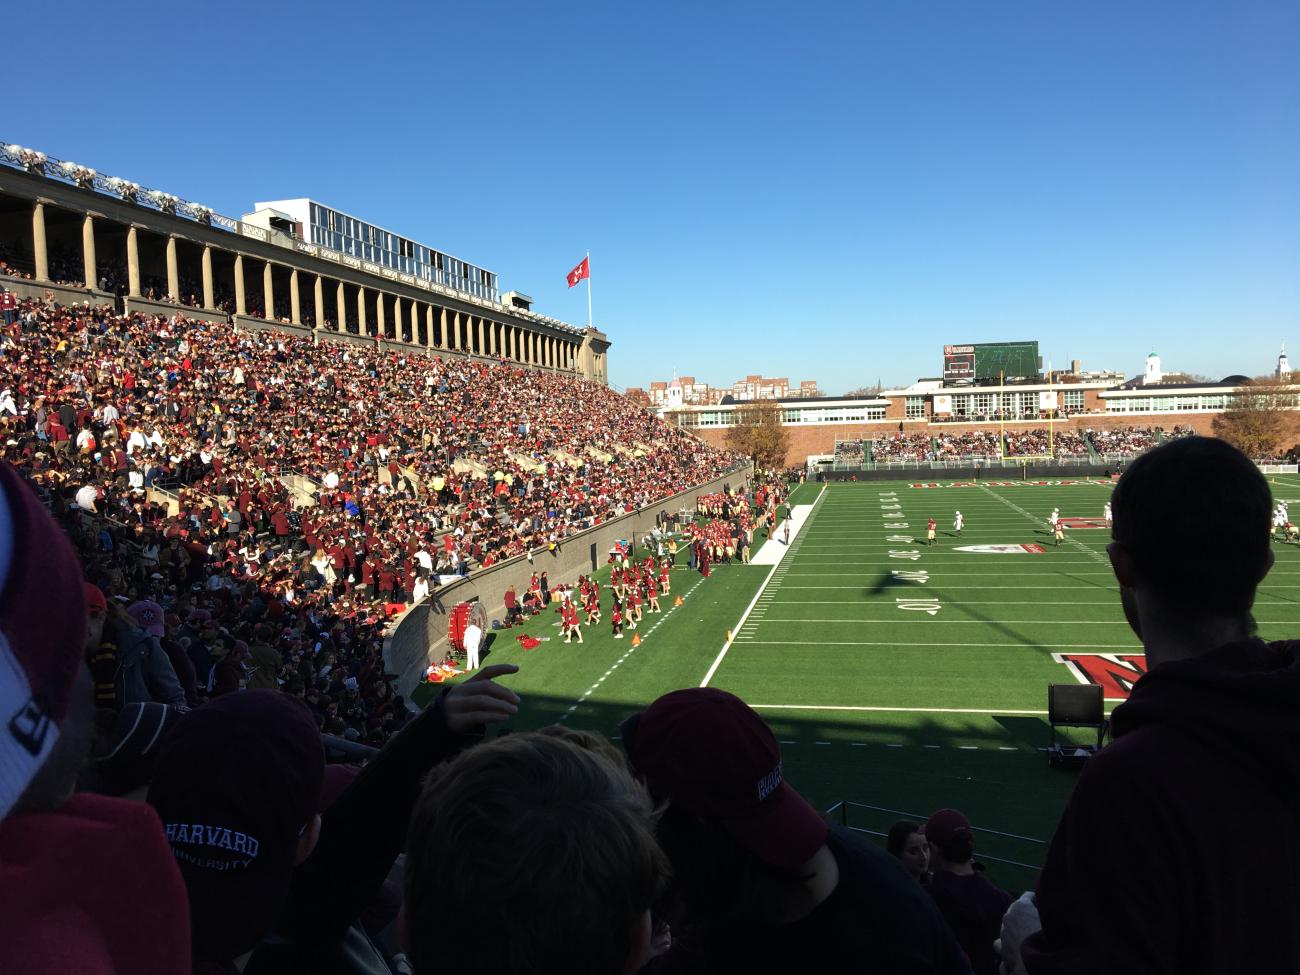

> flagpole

[{"left": 586, "top": 250, "right": 592, "bottom": 329}]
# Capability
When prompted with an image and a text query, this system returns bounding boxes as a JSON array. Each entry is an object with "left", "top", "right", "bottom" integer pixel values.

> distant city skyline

[{"left": 3, "top": 1, "right": 1295, "bottom": 392}]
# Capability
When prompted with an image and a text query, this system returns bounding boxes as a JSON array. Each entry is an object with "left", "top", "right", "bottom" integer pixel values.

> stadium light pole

[
  {"left": 1048, "top": 360, "right": 1055, "bottom": 456},
  {"left": 999, "top": 369, "right": 1006, "bottom": 460}
]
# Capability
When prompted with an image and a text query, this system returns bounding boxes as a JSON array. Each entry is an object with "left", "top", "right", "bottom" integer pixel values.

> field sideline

[{"left": 415, "top": 475, "right": 1300, "bottom": 889}]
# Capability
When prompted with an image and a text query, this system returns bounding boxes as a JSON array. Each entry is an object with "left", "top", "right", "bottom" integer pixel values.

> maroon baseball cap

[
  {"left": 621, "top": 688, "right": 828, "bottom": 870},
  {"left": 127, "top": 600, "right": 165, "bottom": 637},
  {"left": 924, "top": 808, "right": 972, "bottom": 847}
]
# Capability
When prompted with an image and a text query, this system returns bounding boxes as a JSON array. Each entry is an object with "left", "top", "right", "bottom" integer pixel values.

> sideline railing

[{"left": 824, "top": 799, "right": 1045, "bottom": 871}]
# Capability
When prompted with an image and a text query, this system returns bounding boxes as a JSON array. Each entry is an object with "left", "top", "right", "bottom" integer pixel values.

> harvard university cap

[
  {"left": 621, "top": 687, "right": 828, "bottom": 870},
  {"left": 0, "top": 461, "right": 88, "bottom": 819},
  {"left": 147, "top": 691, "right": 324, "bottom": 960}
]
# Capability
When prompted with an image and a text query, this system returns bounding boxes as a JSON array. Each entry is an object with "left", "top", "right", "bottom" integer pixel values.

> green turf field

[{"left": 415, "top": 474, "right": 1300, "bottom": 891}]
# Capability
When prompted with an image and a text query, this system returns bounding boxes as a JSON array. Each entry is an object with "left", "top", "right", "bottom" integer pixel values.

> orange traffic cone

[
  {"left": 631, "top": 633, "right": 641, "bottom": 647},
  {"left": 674, "top": 595, "right": 684, "bottom": 607}
]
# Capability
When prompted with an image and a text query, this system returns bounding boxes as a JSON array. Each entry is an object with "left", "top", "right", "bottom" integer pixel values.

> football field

[{"left": 418, "top": 475, "right": 1300, "bottom": 890}]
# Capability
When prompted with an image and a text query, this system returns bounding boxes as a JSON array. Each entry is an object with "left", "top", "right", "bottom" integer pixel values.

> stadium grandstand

[{"left": 3, "top": 143, "right": 1299, "bottom": 975}]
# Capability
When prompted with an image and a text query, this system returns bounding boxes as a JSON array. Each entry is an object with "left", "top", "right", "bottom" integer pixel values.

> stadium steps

[{"left": 1081, "top": 431, "right": 1102, "bottom": 463}]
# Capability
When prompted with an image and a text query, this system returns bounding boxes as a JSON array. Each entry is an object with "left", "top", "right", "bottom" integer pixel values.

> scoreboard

[{"left": 943, "top": 341, "right": 1040, "bottom": 383}]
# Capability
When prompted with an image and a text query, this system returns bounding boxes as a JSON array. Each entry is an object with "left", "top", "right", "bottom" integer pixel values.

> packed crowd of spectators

[
  {"left": 833, "top": 438, "right": 866, "bottom": 465},
  {"left": 1087, "top": 424, "right": 1194, "bottom": 455},
  {"left": 1001, "top": 428, "right": 1089, "bottom": 456},
  {"left": 871, "top": 432, "right": 935, "bottom": 461},
  {"left": 0, "top": 295, "right": 740, "bottom": 749},
  {"left": 863, "top": 426, "right": 1173, "bottom": 462}
]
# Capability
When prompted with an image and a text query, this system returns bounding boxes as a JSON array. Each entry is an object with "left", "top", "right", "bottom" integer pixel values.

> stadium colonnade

[{"left": 0, "top": 142, "right": 610, "bottom": 381}]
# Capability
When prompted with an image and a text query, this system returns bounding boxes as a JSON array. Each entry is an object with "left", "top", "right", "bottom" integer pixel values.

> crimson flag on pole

[{"left": 566, "top": 257, "right": 590, "bottom": 288}]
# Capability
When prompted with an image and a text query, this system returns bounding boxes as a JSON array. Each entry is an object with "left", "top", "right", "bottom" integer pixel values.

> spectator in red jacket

[{"left": 0, "top": 461, "right": 191, "bottom": 974}]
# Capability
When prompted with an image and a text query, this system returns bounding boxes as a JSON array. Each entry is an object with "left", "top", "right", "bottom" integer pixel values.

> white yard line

[
  {"left": 730, "top": 640, "right": 1141, "bottom": 649},
  {"left": 745, "top": 618, "right": 1134, "bottom": 624},
  {"left": 751, "top": 703, "right": 1048, "bottom": 715},
  {"left": 557, "top": 572, "right": 707, "bottom": 722},
  {"left": 979, "top": 484, "right": 1111, "bottom": 566}
]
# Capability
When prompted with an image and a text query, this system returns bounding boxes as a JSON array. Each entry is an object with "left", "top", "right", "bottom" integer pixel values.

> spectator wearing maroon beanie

[
  {"left": 0, "top": 460, "right": 191, "bottom": 974},
  {"left": 622, "top": 688, "right": 968, "bottom": 974}
]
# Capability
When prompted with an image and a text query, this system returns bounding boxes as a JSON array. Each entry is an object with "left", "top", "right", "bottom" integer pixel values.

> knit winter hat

[{"left": 0, "top": 461, "right": 89, "bottom": 819}]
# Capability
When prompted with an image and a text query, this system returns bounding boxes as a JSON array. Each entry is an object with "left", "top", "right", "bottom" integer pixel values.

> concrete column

[
  {"left": 425, "top": 305, "right": 435, "bottom": 348},
  {"left": 313, "top": 275, "right": 324, "bottom": 329},
  {"left": 508, "top": 327, "right": 516, "bottom": 361},
  {"left": 531, "top": 332, "right": 538, "bottom": 365},
  {"left": 477, "top": 317, "right": 486, "bottom": 356},
  {"left": 166, "top": 236, "right": 179, "bottom": 300},
  {"left": 201, "top": 245, "right": 214, "bottom": 309},
  {"left": 82, "top": 214, "right": 96, "bottom": 290},
  {"left": 357, "top": 287, "right": 368, "bottom": 336},
  {"left": 262, "top": 262, "right": 275, "bottom": 320},
  {"left": 376, "top": 292, "right": 387, "bottom": 339},
  {"left": 32, "top": 202, "right": 49, "bottom": 282},
  {"left": 234, "top": 254, "right": 246, "bottom": 315},
  {"left": 452, "top": 312, "right": 462, "bottom": 350},
  {"left": 126, "top": 226, "right": 141, "bottom": 297},
  {"left": 409, "top": 299, "right": 419, "bottom": 344},
  {"left": 489, "top": 321, "right": 498, "bottom": 357},
  {"left": 336, "top": 281, "right": 347, "bottom": 332},
  {"left": 290, "top": 269, "right": 301, "bottom": 325}
]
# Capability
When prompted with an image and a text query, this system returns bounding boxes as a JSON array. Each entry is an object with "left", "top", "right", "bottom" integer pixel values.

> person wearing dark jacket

[
  {"left": 924, "top": 808, "right": 1011, "bottom": 975},
  {"left": 147, "top": 663, "right": 520, "bottom": 974},
  {"left": 85, "top": 596, "right": 187, "bottom": 710},
  {"left": 622, "top": 688, "right": 970, "bottom": 975},
  {"left": 1005, "top": 437, "right": 1300, "bottom": 975}
]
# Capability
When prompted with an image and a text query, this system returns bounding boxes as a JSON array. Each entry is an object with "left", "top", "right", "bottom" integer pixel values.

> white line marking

[
  {"left": 732, "top": 640, "right": 1140, "bottom": 649},
  {"left": 750, "top": 618, "right": 1132, "bottom": 624},
  {"left": 751, "top": 704, "right": 1049, "bottom": 715},
  {"left": 558, "top": 573, "right": 706, "bottom": 722},
  {"left": 701, "top": 485, "right": 826, "bottom": 687}
]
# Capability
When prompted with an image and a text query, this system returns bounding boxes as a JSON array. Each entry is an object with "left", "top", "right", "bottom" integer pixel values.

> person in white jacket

[{"left": 463, "top": 621, "right": 483, "bottom": 671}]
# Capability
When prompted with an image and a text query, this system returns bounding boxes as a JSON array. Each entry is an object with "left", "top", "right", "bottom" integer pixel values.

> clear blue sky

[{"left": 8, "top": 0, "right": 1297, "bottom": 393}]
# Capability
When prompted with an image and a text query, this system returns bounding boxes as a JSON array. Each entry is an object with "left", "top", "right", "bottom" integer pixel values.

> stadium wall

[{"left": 384, "top": 463, "right": 754, "bottom": 700}]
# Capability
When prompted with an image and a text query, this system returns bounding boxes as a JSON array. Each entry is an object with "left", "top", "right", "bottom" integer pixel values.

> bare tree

[
  {"left": 725, "top": 400, "right": 791, "bottom": 471},
  {"left": 1212, "top": 376, "right": 1299, "bottom": 459}
]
